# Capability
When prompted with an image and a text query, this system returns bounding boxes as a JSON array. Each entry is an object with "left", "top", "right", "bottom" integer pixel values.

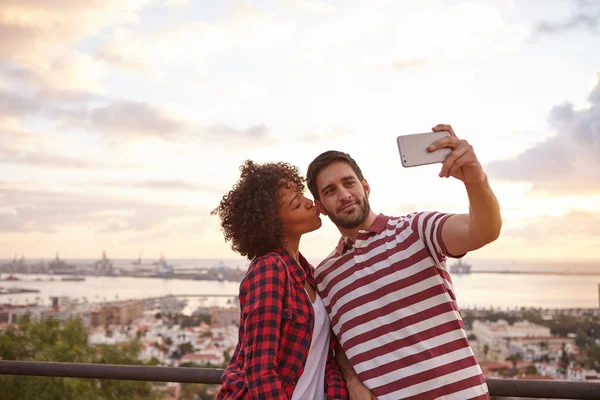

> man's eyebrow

[
  {"left": 289, "top": 193, "right": 299, "bottom": 206},
  {"left": 320, "top": 184, "right": 334, "bottom": 193},
  {"left": 321, "top": 176, "right": 355, "bottom": 192}
]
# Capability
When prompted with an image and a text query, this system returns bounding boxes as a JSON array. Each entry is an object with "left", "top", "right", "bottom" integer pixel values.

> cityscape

[
  {"left": 0, "top": 252, "right": 248, "bottom": 281},
  {"left": 1, "top": 253, "right": 599, "bottom": 399}
]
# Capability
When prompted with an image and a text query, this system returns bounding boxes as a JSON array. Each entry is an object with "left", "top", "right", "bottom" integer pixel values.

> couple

[{"left": 213, "top": 125, "right": 502, "bottom": 400}]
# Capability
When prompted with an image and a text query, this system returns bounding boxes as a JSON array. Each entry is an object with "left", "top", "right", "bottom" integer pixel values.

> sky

[{"left": 1, "top": 0, "right": 599, "bottom": 264}]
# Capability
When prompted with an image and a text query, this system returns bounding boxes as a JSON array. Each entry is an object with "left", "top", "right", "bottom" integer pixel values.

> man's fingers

[
  {"left": 428, "top": 136, "right": 460, "bottom": 152},
  {"left": 447, "top": 152, "right": 470, "bottom": 177},
  {"left": 439, "top": 143, "right": 469, "bottom": 177},
  {"left": 432, "top": 124, "right": 449, "bottom": 131},
  {"left": 432, "top": 124, "right": 457, "bottom": 138}
]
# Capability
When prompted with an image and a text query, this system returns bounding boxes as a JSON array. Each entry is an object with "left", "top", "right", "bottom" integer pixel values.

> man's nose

[{"left": 337, "top": 188, "right": 352, "bottom": 200}]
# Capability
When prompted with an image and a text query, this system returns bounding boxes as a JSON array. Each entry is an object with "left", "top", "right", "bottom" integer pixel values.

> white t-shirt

[{"left": 291, "top": 292, "right": 330, "bottom": 400}]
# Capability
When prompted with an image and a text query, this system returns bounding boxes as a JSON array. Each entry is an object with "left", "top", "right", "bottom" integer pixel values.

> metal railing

[{"left": 1, "top": 360, "right": 600, "bottom": 399}]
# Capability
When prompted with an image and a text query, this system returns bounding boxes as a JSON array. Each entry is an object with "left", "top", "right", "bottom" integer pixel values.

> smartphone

[{"left": 397, "top": 131, "right": 452, "bottom": 168}]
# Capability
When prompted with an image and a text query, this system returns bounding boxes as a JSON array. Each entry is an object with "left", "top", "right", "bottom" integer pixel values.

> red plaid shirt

[{"left": 216, "top": 249, "right": 348, "bottom": 400}]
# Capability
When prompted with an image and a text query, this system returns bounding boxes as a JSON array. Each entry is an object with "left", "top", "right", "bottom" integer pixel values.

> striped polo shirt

[{"left": 314, "top": 212, "right": 489, "bottom": 400}]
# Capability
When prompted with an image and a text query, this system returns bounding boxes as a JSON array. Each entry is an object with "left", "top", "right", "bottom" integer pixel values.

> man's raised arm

[{"left": 428, "top": 124, "right": 502, "bottom": 256}]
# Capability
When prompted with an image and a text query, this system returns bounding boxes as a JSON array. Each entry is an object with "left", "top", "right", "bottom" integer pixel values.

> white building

[
  {"left": 0, "top": 304, "right": 49, "bottom": 324},
  {"left": 179, "top": 346, "right": 225, "bottom": 366},
  {"left": 567, "top": 365, "right": 600, "bottom": 381},
  {"left": 473, "top": 320, "right": 551, "bottom": 351}
]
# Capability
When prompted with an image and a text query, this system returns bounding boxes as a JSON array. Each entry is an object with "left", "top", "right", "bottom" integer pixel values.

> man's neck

[{"left": 338, "top": 210, "right": 378, "bottom": 241}]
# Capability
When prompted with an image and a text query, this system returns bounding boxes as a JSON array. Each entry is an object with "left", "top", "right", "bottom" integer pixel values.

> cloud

[
  {"left": 0, "top": 89, "right": 39, "bottom": 116},
  {"left": 533, "top": 0, "right": 600, "bottom": 35},
  {"left": 207, "top": 123, "right": 269, "bottom": 139},
  {"left": 0, "top": 186, "right": 205, "bottom": 233},
  {"left": 502, "top": 210, "right": 600, "bottom": 244},
  {"left": 108, "top": 180, "right": 227, "bottom": 193},
  {"left": 90, "top": 101, "right": 188, "bottom": 140},
  {"left": 0, "top": 147, "right": 103, "bottom": 169},
  {"left": 98, "top": 205, "right": 197, "bottom": 232},
  {"left": 95, "top": 46, "right": 146, "bottom": 71},
  {"left": 486, "top": 78, "right": 600, "bottom": 194},
  {"left": 0, "top": 1, "right": 154, "bottom": 103},
  {"left": 0, "top": 118, "right": 139, "bottom": 170},
  {"left": 0, "top": 1, "right": 152, "bottom": 61}
]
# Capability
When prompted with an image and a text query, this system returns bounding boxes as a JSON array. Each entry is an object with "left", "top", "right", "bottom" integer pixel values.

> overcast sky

[{"left": 1, "top": 0, "right": 599, "bottom": 263}]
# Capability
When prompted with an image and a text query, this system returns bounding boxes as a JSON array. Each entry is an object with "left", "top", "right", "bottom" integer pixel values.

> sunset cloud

[
  {"left": 534, "top": 1, "right": 600, "bottom": 35},
  {"left": 486, "top": 79, "right": 600, "bottom": 194},
  {"left": 0, "top": 1, "right": 599, "bottom": 260},
  {"left": 90, "top": 101, "right": 189, "bottom": 140},
  {"left": 0, "top": 186, "right": 205, "bottom": 234}
]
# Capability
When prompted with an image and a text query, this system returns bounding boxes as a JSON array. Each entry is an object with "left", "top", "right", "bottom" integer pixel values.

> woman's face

[{"left": 278, "top": 184, "right": 322, "bottom": 238}]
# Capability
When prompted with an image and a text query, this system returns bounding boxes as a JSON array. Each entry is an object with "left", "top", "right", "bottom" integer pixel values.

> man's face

[{"left": 314, "top": 161, "right": 371, "bottom": 230}]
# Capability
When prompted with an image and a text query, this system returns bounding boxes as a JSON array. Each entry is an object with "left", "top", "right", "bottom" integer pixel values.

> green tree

[
  {"left": 180, "top": 383, "right": 218, "bottom": 400},
  {"left": 506, "top": 353, "right": 522, "bottom": 374},
  {"left": 0, "top": 314, "right": 164, "bottom": 400},
  {"left": 559, "top": 346, "right": 570, "bottom": 374},
  {"left": 586, "top": 344, "right": 600, "bottom": 372},
  {"left": 524, "top": 364, "right": 538, "bottom": 375}
]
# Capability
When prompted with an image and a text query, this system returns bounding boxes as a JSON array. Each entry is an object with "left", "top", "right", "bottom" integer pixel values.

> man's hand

[
  {"left": 335, "top": 341, "right": 377, "bottom": 399},
  {"left": 429, "top": 124, "right": 485, "bottom": 184},
  {"left": 346, "top": 376, "right": 377, "bottom": 400}
]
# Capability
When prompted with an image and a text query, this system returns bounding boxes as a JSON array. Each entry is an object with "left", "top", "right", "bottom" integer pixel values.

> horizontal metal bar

[
  {"left": 1, "top": 360, "right": 600, "bottom": 399},
  {"left": 486, "top": 377, "right": 600, "bottom": 399},
  {"left": 0, "top": 360, "right": 222, "bottom": 384}
]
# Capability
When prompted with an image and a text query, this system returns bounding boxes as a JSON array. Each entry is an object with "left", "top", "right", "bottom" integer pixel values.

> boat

[
  {"left": 449, "top": 259, "right": 471, "bottom": 274},
  {"left": 61, "top": 276, "right": 86, "bottom": 282}
]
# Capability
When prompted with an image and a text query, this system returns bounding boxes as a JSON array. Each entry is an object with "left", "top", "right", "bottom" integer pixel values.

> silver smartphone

[{"left": 397, "top": 131, "right": 452, "bottom": 168}]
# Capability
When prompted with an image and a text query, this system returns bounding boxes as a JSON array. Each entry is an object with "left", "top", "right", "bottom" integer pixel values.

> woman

[{"left": 212, "top": 160, "right": 348, "bottom": 400}]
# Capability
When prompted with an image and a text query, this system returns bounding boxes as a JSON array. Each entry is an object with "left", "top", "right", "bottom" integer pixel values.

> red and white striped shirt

[{"left": 315, "top": 212, "right": 489, "bottom": 400}]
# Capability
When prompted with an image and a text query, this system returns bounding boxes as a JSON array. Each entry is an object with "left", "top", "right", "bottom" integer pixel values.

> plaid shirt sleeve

[
  {"left": 241, "top": 255, "right": 288, "bottom": 399},
  {"left": 325, "top": 329, "right": 349, "bottom": 399}
]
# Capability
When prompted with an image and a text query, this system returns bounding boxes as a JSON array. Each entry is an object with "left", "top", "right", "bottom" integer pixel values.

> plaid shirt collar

[
  {"left": 274, "top": 248, "right": 315, "bottom": 286},
  {"left": 335, "top": 213, "right": 390, "bottom": 255}
]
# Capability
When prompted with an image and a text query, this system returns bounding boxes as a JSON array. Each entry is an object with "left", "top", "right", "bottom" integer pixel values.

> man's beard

[{"left": 325, "top": 196, "right": 370, "bottom": 230}]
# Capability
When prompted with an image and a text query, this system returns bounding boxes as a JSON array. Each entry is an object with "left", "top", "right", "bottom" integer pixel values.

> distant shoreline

[{"left": 468, "top": 270, "right": 600, "bottom": 276}]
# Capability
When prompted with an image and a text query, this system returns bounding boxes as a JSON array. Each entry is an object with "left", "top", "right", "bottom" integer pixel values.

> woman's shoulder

[{"left": 244, "top": 251, "right": 288, "bottom": 280}]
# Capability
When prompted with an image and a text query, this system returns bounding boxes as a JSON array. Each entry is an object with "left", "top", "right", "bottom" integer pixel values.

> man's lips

[{"left": 338, "top": 202, "right": 357, "bottom": 212}]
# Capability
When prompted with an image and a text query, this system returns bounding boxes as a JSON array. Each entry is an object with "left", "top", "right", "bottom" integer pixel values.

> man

[{"left": 306, "top": 124, "right": 501, "bottom": 400}]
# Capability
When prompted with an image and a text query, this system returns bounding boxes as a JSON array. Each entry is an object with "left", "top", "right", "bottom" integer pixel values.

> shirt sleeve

[
  {"left": 241, "top": 255, "right": 289, "bottom": 400},
  {"left": 408, "top": 211, "right": 457, "bottom": 269},
  {"left": 325, "top": 329, "right": 349, "bottom": 399}
]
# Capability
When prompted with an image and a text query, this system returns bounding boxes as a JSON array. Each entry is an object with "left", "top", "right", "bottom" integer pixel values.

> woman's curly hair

[{"left": 211, "top": 160, "right": 305, "bottom": 260}]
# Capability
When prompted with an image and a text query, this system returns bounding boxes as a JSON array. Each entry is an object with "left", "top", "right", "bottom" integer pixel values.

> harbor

[{"left": 0, "top": 287, "right": 39, "bottom": 296}]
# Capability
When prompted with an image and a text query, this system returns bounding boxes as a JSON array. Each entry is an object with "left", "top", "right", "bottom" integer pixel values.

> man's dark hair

[
  {"left": 306, "top": 150, "right": 364, "bottom": 201},
  {"left": 211, "top": 160, "right": 305, "bottom": 260}
]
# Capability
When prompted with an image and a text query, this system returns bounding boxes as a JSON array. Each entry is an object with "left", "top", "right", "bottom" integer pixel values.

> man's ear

[
  {"left": 362, "top": 179, "right": 371, "bottom": 197},
  {"left": 315, "top": 200, "right": 327, "bottom": 215}
]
